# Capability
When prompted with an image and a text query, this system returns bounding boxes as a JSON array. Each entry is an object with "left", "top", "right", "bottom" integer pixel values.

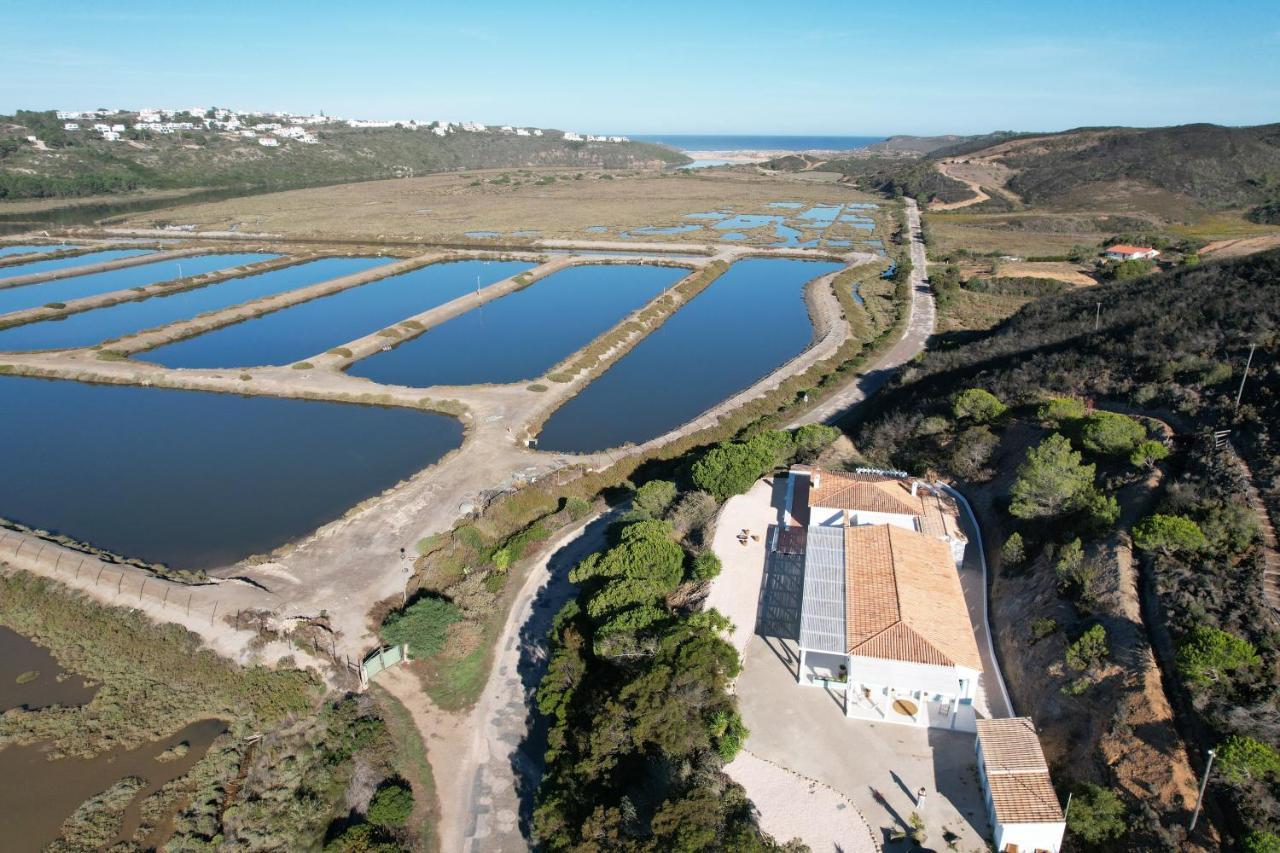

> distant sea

[{"left": 629, "top": 134, "right": 884, "bottom": 152}]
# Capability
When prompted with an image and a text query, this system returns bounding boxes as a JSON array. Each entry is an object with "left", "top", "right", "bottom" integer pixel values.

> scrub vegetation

[
  {"left": 854, "top": 250, "right": 1280, "bottom": 849},
  {"left": 534, "top": 427, "right": 834, "bottom": 850},
  {"left": 0, "top": 574, "right": 422, "bottom": 851}
]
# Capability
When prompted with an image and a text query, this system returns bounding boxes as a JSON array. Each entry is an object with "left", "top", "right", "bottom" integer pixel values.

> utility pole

[
  {"left": 1190, "top": 748, "right": 1216, "bottom": 833},
  {"left": 1094, "top": 302, "right": 1101, "bottom": 331},
  {"left": 1234, "top": 343, "right": 1257, "bottom": 415}
]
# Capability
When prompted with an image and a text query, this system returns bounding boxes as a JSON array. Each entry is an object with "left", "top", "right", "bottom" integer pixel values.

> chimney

[
  {"left": 911, "top": 480, "right": 919, "bottom": 496},
  {"left": 813, "top": 472, "right": 821, "bottom": 489}
]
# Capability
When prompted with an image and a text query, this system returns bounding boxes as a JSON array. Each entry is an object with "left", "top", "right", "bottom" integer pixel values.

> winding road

[{"left": 789, "top": 197, "right": 932, "bottom": 427}]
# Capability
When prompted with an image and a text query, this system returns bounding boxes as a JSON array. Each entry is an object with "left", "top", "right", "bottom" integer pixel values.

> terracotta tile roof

[
  {"left": 986, "top": 773, "right": 1064, "bottom": 825},
  {"left": 843, "top": 525, "right": 983, "bottom": 670},
  {"left": 1106, "top": 244, "right": 1156, "bottom": 254},
  {"left": 977, "top": 718, "right": 1065, "bottom": 825},
  {"left": 804, "top": 470, "right": 967, "bottom": 544},
  {"left": 810, "top": 470, "right": 922, "bottom": 515}
]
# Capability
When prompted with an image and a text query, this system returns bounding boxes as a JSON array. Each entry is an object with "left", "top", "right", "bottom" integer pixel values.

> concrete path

[
  {"left": 788, "top": 197, "right": 934, "bottom": 428},
  {"left": 737, "top": 635, "right": 993, "bottom": 852},
  {"left": 453, "top": 512, "right": 613, "bottom": 852},
  {"left": 725, "top": 750, "right": 877, "bottom": 852}
]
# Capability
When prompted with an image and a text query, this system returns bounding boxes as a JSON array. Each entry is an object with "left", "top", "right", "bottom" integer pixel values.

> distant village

[{"left": 47, "top": 106, "right": 630, "bottom": 148}]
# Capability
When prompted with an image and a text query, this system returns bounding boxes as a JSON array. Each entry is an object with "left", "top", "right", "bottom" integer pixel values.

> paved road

[{"left": 788, "top": 197, "right": 934, "bottom": 428}]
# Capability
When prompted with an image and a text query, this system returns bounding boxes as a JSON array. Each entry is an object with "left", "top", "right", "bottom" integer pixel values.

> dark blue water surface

[
  {"left": 0, "top": 257, "right": 386, "bottom": 352},
  {"left": 349, "top": 264, "right": 684, "bottom": 387},
  {"left": 141, "top": 260, "right": 533, "bottom": 368},
  {"left": 0, "top": 244, "right": 78, "bottom": 259},
  {"left": 0, "top": 375, "right": 463, "bottom": 569},
  {"left": 0, "top": 249, "right": 154, "bottom": 280},
  {"left": 0, "top": 254, "right": 272, "bottom": 316},
  {"left": 537, "top": 258, "right": 842, "bottom": 451}
]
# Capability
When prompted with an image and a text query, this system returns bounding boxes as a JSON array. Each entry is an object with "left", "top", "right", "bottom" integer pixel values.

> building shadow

[
  {"left": 925, "top": 727, "right": 991, "bottom": 841},
  {"left": 755, "top": 532, "right": 804, "bottom": 640}
]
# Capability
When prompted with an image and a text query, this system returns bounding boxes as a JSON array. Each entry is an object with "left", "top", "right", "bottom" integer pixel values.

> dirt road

[{"left": 788, "top": 197, "right": 934, "bottom": 427}]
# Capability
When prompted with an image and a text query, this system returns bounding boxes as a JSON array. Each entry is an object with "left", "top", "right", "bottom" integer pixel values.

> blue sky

[{"left": 3, "top": 0, "right": 1277, "bottom": 135}]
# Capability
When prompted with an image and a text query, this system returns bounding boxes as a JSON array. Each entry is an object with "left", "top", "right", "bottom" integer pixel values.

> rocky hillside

[
  {"left": 0, "top": 110, "right": 688, "bottom": 200},
  {"left": 971, "top": 123, "right": 1280, "bottom": 210},
  {"left": 851, "top": 251, "right": 1280, "bottom": 850}
]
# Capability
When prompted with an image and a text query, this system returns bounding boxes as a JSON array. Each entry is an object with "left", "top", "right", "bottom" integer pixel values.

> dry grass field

[{"left": 120, "top": 167, "right": 887, "bottom": 244}]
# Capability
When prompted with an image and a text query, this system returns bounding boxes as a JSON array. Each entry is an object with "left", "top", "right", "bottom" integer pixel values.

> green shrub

[
  {"left": 527, "top": 383, "right": 549, "bottom": 392},
  {"left": 1030, "top": 617, "right": 1057, "bottom": 641},
  {"left": 1133, "top": 514, "right": 1207, "bottom": 554},
  {"left": 1176, "top": 625, "right": 1260, "bottom": 687},
  {"left": 1218, "top": 735, "right": 1280, "bottom": 785},
  {"left": 43, "top": 301, "right": 67, "bottom": 310},
  {"left": 292, "top": 361, "right": 314, "bottom": 370},
  {"left": 708, "top": 709, "right": 748, "bottom": 762},
  {"left": 380, "top": 596, "right": 463, "bottom": 657},
  {"left": 689, "top": 551, "right": 722, "bottom": 582},
  {"left": 1037, "top": 397, "right": 1086, "bottom": 426},
  {"left": 1066, "top": 624, "right": 1108, "bottom": 672},
  {"left": 634, "top": 479, "right": 678, "bottom": 519},
  {"left": 367, "top": 780, "right": 414, "bottom": 826},
  {"left": 691, "top": 442, "right": 772, "bottom": 501},
  {"left": 327, "top": 347, "right": 354, "bottom": 358},
  {"left": 1245, "top": 829, "right": 1280, "bottom": 853},
  {"left": 1066, "top": 782, "right": 1127, "bottom": 844},
  {"left": 1079, "top": 411, "right": 1146, "bottom": 457},
  {"left": 564, "top": 496, "right": 592, "bottom": 520},
  {"left": 16, "top": 670, "right": 38, "bottom": 684},
  {"left": 793, "top": 423, "right": 840, "bottom": 459},
  {"left": 1010, "top": 434, "right": 1097, "bottom": 520},
  {"left": 1001, "top": 532, "right": 1025, "bottom": 566},
  {"left": 1129, "top": 439, "right": 1169, "bottom": 468},
  {"left": 951, "top": 388, "right": 1007, "bottom": 423}
]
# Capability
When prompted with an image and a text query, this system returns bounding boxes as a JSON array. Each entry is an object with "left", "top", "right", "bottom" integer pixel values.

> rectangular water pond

[
  {"left": 0, "top": 253, "right": 272, "bottom": 316},
  {"left": 0, "top": 248, "right": 154, "bottom": 280},
  {"left": 348, "top": 264, "right": 686, "bottom": 387},
  {"left": 0, "top": 244, "right": 78, "bottom": 259},
  {"left": 140, "top": 260, "right": 533, "bottom": 368},
  {"left": 0, "top": 375, "right": 463, "bottom": 569},
  {"left": 537, "top": 258, "right": 842, "bottom": 452},
  {"left": 0, "top": 256, "right": 388, "bottom": 352}
]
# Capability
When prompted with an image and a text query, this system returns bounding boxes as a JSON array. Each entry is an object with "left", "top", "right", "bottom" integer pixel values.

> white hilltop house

[
  {"left": 781, "top": 467, "right": 982, "bottom": 730},
  {"left": 975, "top": 718, "right": 1066, "bottom": 853}
]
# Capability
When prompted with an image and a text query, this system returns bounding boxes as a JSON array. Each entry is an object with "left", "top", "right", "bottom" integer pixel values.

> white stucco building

[
  {"left": 792, "top": 520, "right": 984, "bottom": 730},
  {"left": 975, "top": 718, "right": 1066, "bottom": 853},
  {"left": 786, "top": 467, "right": 968, "bottom": 564}
]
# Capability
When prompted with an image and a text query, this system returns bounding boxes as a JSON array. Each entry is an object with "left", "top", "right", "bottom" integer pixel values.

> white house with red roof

[
  {"left": 784, "top": 467, "right": 983, "bottom": 730},
  {"left": 1104, "top": 244, "right": 1159, "bottom": 261}
]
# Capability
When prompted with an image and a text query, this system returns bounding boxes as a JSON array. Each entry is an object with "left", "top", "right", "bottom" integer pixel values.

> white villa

[
  {"left": 975, "top": 718, "right": 1066, "bottom": 853},
  {"left": 782, "top": 467, "right": 983, "bottom": 730},
  {"left": 786, "top": 466, "right": 968, "bottom": 564}
]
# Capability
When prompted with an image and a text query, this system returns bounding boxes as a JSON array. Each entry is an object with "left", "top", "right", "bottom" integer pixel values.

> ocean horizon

[{"left": 628, "top": 134, "right": 884, "bottom": 152}]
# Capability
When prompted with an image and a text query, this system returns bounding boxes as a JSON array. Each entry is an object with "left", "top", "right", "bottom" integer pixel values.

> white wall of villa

[{"left": 798, "top": 648, "right": 979, "bottom": 731}]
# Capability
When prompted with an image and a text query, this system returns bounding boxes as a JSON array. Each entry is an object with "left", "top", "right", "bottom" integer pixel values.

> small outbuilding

[{"left": 975, "top": 717, "right": 1066, "bottom": 853}]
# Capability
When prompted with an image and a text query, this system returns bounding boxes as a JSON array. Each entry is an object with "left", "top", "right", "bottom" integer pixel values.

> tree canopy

[
  {"left": 1079, "top": 411, "right": 1147, "bottom": 458},
  {"left": 1009, "top": 434, "right": 1098, "bottom": 520},
  {"left": 951, "top": 388, "right": 1007, "bottom": 423},
  {"left": 1133, "top": 514, "right": 1208, "bottom": 554},
  {"left": 1176, "top": 624, "right": 1260, "bottom": 688}
]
